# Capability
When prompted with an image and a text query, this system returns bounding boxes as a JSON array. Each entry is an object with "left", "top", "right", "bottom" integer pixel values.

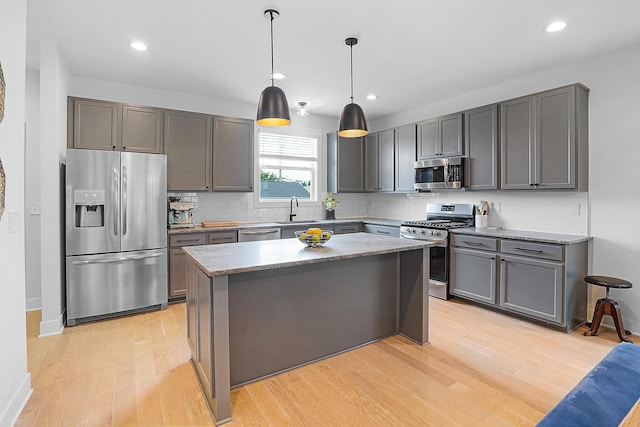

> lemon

[
  {"left": 308, "top": 228, "right": 322, "bottom": 235},
  {"left": 312, "top": 235, "right": 322, "bottom": 243},
  {"left": 322, "top": 231, "right": 331, "bottom": 240}
]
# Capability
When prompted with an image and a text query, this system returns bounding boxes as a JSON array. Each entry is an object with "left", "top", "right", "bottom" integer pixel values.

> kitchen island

[{"left": 183, "top": 232, "right": 432, "bottom": 425}]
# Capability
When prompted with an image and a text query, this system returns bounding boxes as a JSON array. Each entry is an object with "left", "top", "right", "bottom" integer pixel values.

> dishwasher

[{"left": 237, "top": 228, "right": 281, "bottom": 242}]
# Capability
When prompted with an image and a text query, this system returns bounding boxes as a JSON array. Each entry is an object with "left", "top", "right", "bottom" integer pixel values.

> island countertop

[{"left": 183, "top": 232, "right": 433, "bottom": 277}]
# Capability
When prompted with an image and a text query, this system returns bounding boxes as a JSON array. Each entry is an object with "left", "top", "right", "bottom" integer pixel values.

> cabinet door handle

[{"left": 513, "top": 247, "right": 544, "bottom": 253}]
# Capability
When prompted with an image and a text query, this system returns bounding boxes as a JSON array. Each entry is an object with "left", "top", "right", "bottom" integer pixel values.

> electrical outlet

[
  {"left": 570, "top": 203, "right": 581, "bottom": 215},
  {"left": 241, "top": 201, "right": 249, "bottom": 210},
  {"left": 29, "top": 203, "right": 41, "bottom": 215}
]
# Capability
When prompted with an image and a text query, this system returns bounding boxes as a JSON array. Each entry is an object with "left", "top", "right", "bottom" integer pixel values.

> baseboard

[
  {"left": 25, "top": 298, "right": 41, "bottom": 312},
  {"left": 39, "top": 310, "right": 65, "bottom": 337},
  {"left": 0, "top": 373, "right": 32, "bottom": 427}
]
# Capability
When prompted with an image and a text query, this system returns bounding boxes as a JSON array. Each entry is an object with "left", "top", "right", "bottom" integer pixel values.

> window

[{"left": 258, "top": 129, "right": 319, "bottom": 202}]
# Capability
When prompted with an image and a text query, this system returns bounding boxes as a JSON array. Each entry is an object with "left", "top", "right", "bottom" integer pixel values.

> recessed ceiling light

[
  {"left": 130, "top": 41, "right": 148, "bottom": 51},
  {"left": 546, "top": 21, "right": 567, "bottom": 33},
  {"left": 271, "top": 72, "right": 286, "bottom": 80},
  {"left": 366, "top": 94, "right": 377, "bottom": 100}
]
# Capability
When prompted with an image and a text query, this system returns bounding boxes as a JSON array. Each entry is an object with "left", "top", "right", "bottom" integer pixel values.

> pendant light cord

[
  {"left": 350, "top": 44, "right": 354, "bottom": 103},
  {"left": 270, "top": 11, "right": 275, "bottom": 87}
]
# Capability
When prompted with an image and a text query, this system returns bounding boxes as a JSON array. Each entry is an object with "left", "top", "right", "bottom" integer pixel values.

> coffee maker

[{"left": 168, "top": 201, "right": 195, "bottom": 229}]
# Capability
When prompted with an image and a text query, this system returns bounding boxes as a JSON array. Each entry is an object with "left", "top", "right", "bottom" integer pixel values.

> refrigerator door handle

[
  {"left": 70, "top": 252, "right": 164, "bottom": 265},
  {"left": 113, "top": 166, "right": 119, "bottom": 236},
  {"left": 122, "top": 165, "right": 127, "bottom": 236}
]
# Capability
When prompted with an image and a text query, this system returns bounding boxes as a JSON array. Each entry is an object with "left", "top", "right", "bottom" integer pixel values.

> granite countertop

[
  {"left": 168, "top": 217, "right": 404, "bottom": 234},
  {"left": 183, "top": 232, "right": 433, "bottom": 277},
  {"left": 451, "top": 227, "right": 592, "bottom": 244}
]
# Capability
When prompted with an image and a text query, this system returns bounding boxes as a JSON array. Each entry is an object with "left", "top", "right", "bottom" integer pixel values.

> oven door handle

[{"left": 400, "top": 234, "right": 446, "bottom": 247}]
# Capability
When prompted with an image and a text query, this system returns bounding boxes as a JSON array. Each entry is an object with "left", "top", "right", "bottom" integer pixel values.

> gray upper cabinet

[
  {"left": 500, "top": 84, "right": 588, "bottom": 190},
  {"left": 70, "top": 98, "right": 120, "bottom": 151},
  {"left": 378, "top": 129, "right": 395, "bottom": 192},
  {"left": 327, "top": 132, "right": 364, "bottom": 192},
  {"left": 417, "top": 113, "right": 463, "bottom": 160},
  {"left": 465, "top": 104, "right": 499, "bottom": 190},
  {"left": 165, "top": 110, "right": 212, "bottom": 191},
  {"left": 122, "top": 105, "right": 163, "bottom": 153},
  {"left": 364, "top": 132, "right": 379, "bottom": 192},
  {"left": 395, "top": 124, "right": 417, "bottom": 192},
  {"left": 69, "top": 98, "right": 163, "bottom": 153},
  {"left": 212, "top": 117, "right": 254, "bottom": 192}
]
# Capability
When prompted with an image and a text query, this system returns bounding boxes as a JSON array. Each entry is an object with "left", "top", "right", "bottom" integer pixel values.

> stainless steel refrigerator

[{"left": 65, "top": 149, "right": 167, "bottom": 326}]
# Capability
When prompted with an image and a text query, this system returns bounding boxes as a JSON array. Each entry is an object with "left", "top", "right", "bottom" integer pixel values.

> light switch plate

[{"left": 9, "top": 210, "right": 22, "bottom": 233}]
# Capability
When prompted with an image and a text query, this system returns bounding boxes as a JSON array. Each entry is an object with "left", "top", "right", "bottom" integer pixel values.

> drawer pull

[
  {"left": 462, "top": 241, "right": 485, "bottom": 246},
  {"left": 377, "top": 230, "right": 390, "bottom": 235},
  {"left": 513, "top": 247, "right": 544, "bottom": 253},
  {"left": 177, "top": 238, "right": 202, "bottom": 243}
]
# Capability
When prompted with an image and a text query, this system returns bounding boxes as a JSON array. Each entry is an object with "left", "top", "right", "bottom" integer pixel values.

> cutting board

[{"left": 201, "top": 221, "right": 240, "bottom": 228}]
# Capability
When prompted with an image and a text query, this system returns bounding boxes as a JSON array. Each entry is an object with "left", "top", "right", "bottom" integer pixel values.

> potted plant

[{"left": 323, "top": 192, "right": 339, "bottom": 220}]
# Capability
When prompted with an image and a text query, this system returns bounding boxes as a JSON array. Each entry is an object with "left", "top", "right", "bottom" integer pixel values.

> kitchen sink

[{"left": 275, "top": 220, "right": 319, "bottom": 224}]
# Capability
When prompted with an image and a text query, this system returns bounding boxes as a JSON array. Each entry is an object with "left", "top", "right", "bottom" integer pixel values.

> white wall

[
  {"left": 0, "top": 1, "right": 32, "bottom": 425},
  {"left": 368, "top": 42, "right": 640, "bottom": 333},
  {"left": 38, "top": 42, "right": 70, "bottom": 336},
  {"left": 25, "top": 70, "right": 41, "bottom": 311}
]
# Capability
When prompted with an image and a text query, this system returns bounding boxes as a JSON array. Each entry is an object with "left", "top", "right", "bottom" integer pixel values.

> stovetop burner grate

[{"left": 401, "top": 220, "right": 470, "bottom": 230}]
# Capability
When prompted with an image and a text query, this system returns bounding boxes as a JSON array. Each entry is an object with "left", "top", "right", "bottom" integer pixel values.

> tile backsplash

[{"left": 168, "top": 190, "right": 589, "bottom": 235}]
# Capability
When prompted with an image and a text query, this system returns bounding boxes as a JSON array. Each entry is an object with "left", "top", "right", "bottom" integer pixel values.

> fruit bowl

[{"left": 295, "top": 229, "right": 333, "bottom": 248}]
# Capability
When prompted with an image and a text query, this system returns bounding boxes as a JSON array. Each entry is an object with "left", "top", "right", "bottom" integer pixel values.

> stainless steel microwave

[{"left": 414, "top": 157, "right": 465, "bottom": 190}]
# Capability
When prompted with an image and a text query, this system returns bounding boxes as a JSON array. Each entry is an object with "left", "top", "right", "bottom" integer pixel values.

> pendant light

[
  {"left": 257, "top": 9, "right": 291, "bottom": 127},
  {"left": 338, "top": 37, "right": 368, "bottom": 138}
]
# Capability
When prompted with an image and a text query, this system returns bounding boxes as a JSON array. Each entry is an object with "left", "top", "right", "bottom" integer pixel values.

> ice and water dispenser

[{"left": 74, "top": 190, "right": 105, "bottom": 227}]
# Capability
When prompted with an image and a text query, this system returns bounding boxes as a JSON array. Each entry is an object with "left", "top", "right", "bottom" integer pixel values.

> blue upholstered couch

[{"left": 537, "top": 342, "right": 640, "bottom": 426}]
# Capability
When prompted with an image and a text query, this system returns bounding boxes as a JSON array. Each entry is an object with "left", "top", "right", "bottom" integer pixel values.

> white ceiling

[{"left": 26, "top": 0, "right": 640, "bottom": 121}]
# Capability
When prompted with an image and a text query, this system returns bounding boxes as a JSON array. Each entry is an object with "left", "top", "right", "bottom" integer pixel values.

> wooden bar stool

[{"left": 583, "top": 275, "right": 633, "bottom": 343}]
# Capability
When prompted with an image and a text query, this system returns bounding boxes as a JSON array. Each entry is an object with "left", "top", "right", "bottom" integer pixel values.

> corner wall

[{"left": 0, "top": 1, "right": 31, "bottom": 425}]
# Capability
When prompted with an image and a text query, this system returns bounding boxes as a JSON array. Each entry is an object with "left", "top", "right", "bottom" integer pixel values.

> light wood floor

[{"left": 17, "top": 298, "right": 625, "bottom": 426}]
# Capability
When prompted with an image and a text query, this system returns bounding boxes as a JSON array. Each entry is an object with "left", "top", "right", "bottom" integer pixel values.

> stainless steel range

[{"left": 400, "top": 203, "right": 475, "bottom": 300}]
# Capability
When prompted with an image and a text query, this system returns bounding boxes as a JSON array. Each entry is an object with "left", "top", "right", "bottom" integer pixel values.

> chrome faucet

[{"left": 289, "top": 196, "right": 298, "bottom": 222}]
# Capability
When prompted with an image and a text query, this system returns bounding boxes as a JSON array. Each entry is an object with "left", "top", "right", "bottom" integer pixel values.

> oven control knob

[{"left": 431, "top": 230, "right": 440, "bottom": 237}]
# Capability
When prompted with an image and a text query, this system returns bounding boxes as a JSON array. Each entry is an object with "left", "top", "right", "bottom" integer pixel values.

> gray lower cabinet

[
  {"left": 500, "top": 84, "right": 589, "bottom": 190},
  {"left": 499, "top": 254, "right": 563, "bottom": 324},
  {"left": 186, "top": 256, "right": 214, "bottom": 398},
  {"left": 450, "top": 233, "right": 588, "bottom": 331},
  {"left": 450, "top": 246, "right": 497, "bottom": 304},
  {"left": 327, "top": 132, "right": 364, "bottom": 192},
  {"left": 464, "top": 104, "right": 498, "bottom": 190},
  {"left": 169, "top": 231, "right": 237, "bottom": 301},
  {"left": 364, "top": 224, "right": 400, "bottom": 238},
  {"left": 334, "top": 223, "right": 362, "bottom": 234},
  {"left": 212, "top": 117, "right": 254, "bottom": 192},
  {"left": 165, "top": 110, "right": 212, "bottom": 191}
]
